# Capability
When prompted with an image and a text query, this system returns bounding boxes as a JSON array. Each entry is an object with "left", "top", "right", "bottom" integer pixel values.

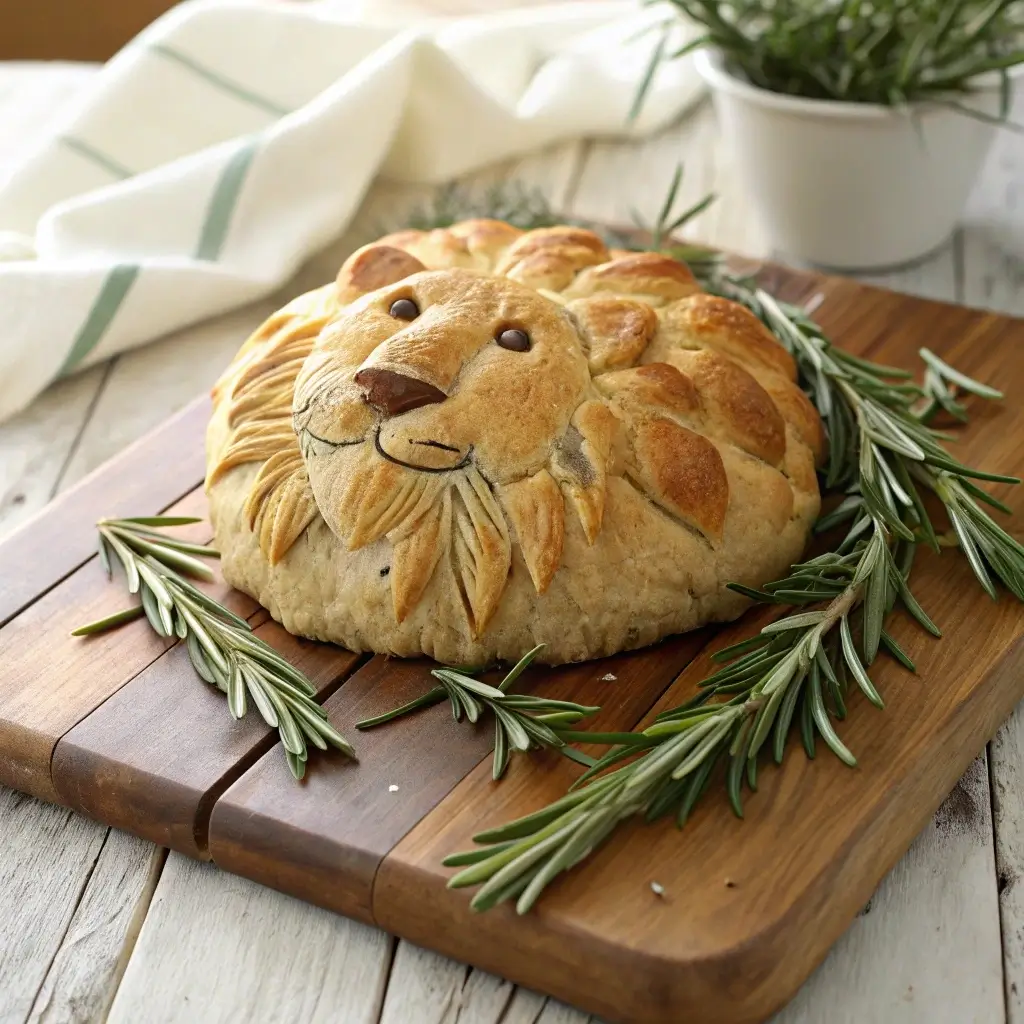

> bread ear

[{"left": 335, "top": 244, "right": 427, "bottom": 304}]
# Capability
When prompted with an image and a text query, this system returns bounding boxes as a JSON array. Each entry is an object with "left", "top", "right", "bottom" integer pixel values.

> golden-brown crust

[
  {"left": 496, "top": 226, "right": 608, "bottom": 265},
  {"left": 336, "top": 244, "right": 427, "bottom": 305},
  {"left": 565, "top": 252, "right": 701, "bottom": 305},
  {"left": 497, "top": 228, "right": 609, "bottom": 293},
  {"left": 631, "top": 417, "right": 729, "bottom": 542},
  {"left": 206, "top": 219, "right": 825, "bottom": 662},
  {"left": 497, "top": 470, "right": 565, "bottom": 594},
  {"left": 665, "top": 349, "right": 787, "bottom": 468},
  {"left": 447, "top": 218, "right": 524, "bottom": 257},
  {"left": 567, "top": 297, "right": 658, "bottom": 374},
  {"left": 661, "top": 293, "right": 798, "bottom": 381},
  {"left": 595, "top": 362, "right": 701, "bottom": 421},
  {"left": 764, "top": 377, "right": 827, "bottom": 464}
]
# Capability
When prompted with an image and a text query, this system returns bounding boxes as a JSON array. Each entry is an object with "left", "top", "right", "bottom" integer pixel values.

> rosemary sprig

[
  {"left": 442, "top": 512, "right": 883, "bottom": 915},
  {"left": 398, "top": 181, "right": 563, "bottom": 235},
  {"left": 73, "top": 517, "right": 356, "bottom": 779},
  {"left": 356, "top": 645, "right": 601, "bottom": 780},
  {"left": 439, "top": 174, "right": 1024, "bottom": 914}
]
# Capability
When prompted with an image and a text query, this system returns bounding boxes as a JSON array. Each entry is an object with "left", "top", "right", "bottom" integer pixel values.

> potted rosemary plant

[{"left": 636, "top": 0, "right": 1024, "bottom": 270}]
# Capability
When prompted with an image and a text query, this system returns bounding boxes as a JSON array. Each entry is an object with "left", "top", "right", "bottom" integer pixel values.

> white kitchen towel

[{"left": 0, "top": 0, "right": 702, "bottom": 423}]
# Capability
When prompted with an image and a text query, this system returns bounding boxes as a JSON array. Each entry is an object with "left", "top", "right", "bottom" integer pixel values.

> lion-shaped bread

[{"left": 205, "top": 220, "right": 824, "bottom": 666}]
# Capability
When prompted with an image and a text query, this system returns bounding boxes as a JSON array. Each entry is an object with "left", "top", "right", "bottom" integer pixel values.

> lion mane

[{"left": 207, "top": 222, "right": 824, "bottom": 640}]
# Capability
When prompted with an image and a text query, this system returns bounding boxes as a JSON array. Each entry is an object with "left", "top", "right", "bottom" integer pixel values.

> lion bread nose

[{"left": 355, "top": 367, "right": 447, "bottom": 417}]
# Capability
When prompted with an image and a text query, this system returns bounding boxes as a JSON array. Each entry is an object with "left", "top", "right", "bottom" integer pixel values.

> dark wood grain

[
  {"left": 372, "top": 279, "right": 1024, "bottom": 1024},
  {"left": 52, "top": 616, "right": 361, "bottom": 859},
  {"left": 0, "top": 394, "right": 209, "bottom": 628},
  {"left": 208, "top": 634, "right": 709, "bottom": 924}
]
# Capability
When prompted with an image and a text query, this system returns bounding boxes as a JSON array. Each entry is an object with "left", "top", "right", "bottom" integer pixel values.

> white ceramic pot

[{"left": 695, "top": 48, "right": 1019, "bottom": 271}]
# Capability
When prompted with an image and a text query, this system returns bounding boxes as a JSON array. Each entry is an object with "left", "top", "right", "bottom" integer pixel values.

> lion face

[
  {"left": 285, "top": 267, "right": 612, "bottom": 634},
  {"left": 293, "top": 267, "right": 591, "bottom": 488}
]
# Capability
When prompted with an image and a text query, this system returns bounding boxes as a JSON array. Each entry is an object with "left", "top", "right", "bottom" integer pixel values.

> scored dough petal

[
  {"left": 548, "top": 400, "right": 616, "bottom": 545},
  {"left": 451, "top": 472, "right": 512, "bottom": 637},
  {"left": 629, "top": 416, "right": 729, "bottom": 543},
  {"left": 390, "top": 490, "right": 451, "bottom": 624},
  {"left": 333, "top": 455, "right": 444, "bottom": 551},
  {"left": 497, "top": 469, "right": 565, "bottom": 594},
  {"left": 566, "top": 296, "right": 658, "bottom": 374},
  {"left": 247, "top": 457, "right": 320, "bottom": 566}
]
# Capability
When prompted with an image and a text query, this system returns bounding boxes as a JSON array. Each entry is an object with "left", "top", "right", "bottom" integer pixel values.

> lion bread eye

[
  {"left": 496, "top": 327, "right": 530, "bottom": 352},
  {"left": 389, "top": 298, "right": 419, "bottom": 320}
]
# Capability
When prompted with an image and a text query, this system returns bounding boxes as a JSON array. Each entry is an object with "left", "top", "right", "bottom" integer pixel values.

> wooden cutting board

[{"left": 2, "top": 260, "right": 1023, "bottom": 1024}]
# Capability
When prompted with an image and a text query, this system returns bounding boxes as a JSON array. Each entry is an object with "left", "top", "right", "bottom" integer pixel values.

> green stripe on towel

[
  {"left": 60, "top": 136, "right": 133, "bottom": 179},
  {"left": 60, "top": 264, "right": 140, "bottom": 374},
  {"left": 151, "top": 43, "right": 291, "bottom": 118},
  {"left": 196, "top": 137, "right": 259, "bottom": 261}
]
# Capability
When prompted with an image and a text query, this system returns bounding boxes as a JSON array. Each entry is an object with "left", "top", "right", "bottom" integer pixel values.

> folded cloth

[{"left": 0, "top": 0, "right": 703, "bottom": 423}]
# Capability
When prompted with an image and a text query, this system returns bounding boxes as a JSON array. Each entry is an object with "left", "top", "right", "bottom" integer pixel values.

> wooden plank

[
  {"left": 209, "top": 635, "right": 708, "bottom": 925},
  {"left": 371, "top": 283, "right": 1024, "bottom": 1024},
  {"left": 990, "top": 697, "right": 1024, "bottom": 1023},
  {"left": 23, "top": 836, "right": 164, "bottom": 1024},
  {"left": 58, "top": 300, "right": 279, "bottom": 489},
  {"left": 52, "top": 621, "right": 361, "bottom": 860},
  {"left": 0, "top": 488, "right": 245, "bottom": 803},
  {"left": 0, "top": 366, "right": 104, "bottom": 539},
  {"left": 376, "top": 945, "right": 593, "bottom": 1024},
  {"left": 377, "top": 944, "right": 564, "bottom": 1024},
  {"left": 950, "top": 81, "right": 1024, "bottom": 1024},
  {"left": 0, "top": 394, "right": 209, "bottom": 627},
  {"left": 774, "top": 754, "right": 1004, "bottom": 1024},
  {"left": 0, "top": 788, "right": 109, "bottom": 1022},
  {"left": 105, "top": 852, "right": 393, "bottom": 1024}
]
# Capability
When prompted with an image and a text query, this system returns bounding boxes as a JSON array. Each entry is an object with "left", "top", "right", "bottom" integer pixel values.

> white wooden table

[{"left": 2, "top": 58, "right": 1024, "bottom": 1024}]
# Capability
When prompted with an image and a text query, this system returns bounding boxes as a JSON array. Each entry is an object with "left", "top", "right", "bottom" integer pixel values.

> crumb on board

[
  {"left": 601, "top": 673, "right": 617, "bottom": 681},
  {"left": 388, "top": 784, "right": 399, "bottom": 792},
  {"left": 803, "top": 292, "right": 825, "bottom": 315},
  {"left": 650, "top": 881, "right": 665, "bottom": 897}
]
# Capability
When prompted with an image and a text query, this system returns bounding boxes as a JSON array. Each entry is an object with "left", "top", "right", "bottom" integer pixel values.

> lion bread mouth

[{"left": 374, "top": 428, "right": 473, "bottom": 473}]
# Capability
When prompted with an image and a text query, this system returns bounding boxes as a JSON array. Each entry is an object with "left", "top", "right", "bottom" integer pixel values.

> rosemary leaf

[{"left": 70, "top": 605, "right": 145, "bottom": 636}]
